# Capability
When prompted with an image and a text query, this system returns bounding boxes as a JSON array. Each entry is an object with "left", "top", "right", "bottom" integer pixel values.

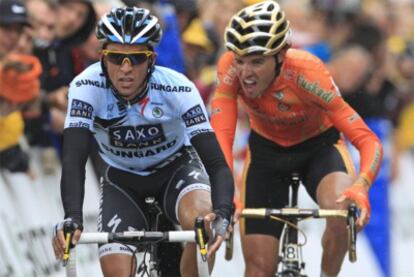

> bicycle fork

[
  {"left": 145, "top": 197, "right": 163, "bottom": 276},
  {"left": 278, "top": 174, "right": 307, "bottom": 277}
]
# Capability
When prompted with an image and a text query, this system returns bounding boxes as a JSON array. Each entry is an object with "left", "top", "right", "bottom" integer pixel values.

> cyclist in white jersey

[{"left": 52, "top": 7, "right": 234, "bottom": 276}]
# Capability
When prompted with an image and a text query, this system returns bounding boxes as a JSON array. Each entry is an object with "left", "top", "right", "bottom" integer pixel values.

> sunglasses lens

[
  {"left": 129, "top": 53, "right": 150, "bottom": 65},
  {"left": 105, "top": 53, "right": 124, "bottom": 65},
  {"left": 105, "top": 52, "right": 150, "bottom": 65}
]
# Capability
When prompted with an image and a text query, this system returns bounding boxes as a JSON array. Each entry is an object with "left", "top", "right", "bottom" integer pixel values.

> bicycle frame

[
  {"left": 241, "top": 174, "right": 358, "bottom": 277},
  {"left": 277, "top": 173, "right": 306, "bottom": 277}
]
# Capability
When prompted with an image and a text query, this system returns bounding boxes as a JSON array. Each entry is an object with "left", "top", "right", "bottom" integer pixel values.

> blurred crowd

[{"left": 1, "top": 0, "right": 414, "bottom": 191}]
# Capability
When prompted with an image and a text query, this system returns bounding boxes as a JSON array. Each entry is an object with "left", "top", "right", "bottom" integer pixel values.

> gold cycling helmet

[{"left": 225, "top": 0, "right": 291, "bottom": 56}]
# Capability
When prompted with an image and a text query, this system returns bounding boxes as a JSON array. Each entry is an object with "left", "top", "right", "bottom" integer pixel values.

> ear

[{"left": 150, "top": 52, "right": 158, "bottom": 66}]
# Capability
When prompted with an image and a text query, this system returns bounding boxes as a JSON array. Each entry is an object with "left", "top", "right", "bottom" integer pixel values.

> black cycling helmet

[
  {"left": 96, "top": 7, "right": 162, "bottom": 47},
  {"left": 97, "top": 7, "right": 162, "bottom": 105}
]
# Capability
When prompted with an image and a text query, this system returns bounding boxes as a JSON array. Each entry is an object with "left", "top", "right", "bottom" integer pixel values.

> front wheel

[{"left": 276, "top": 270, "right": 307, "bottom": 277}]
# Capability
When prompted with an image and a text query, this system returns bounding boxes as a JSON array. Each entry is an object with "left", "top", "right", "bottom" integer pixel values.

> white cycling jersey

[{"left": 64, "top": 62, "right": 212, "bottom": 175}]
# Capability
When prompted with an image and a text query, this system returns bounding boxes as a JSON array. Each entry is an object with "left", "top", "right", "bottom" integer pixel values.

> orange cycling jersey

[{"left": 211, "top": 49, "right": 383, "bottom": 185}]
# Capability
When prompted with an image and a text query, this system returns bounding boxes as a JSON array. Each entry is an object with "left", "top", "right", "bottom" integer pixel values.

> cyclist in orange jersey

[{"left": 210, "top": 1, "right": 383, "bottom": 277}]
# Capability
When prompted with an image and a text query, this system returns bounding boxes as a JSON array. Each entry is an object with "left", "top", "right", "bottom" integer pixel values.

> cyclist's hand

[
  {"left": 204, "top": 213, "right": 230, "bottom": 258},
  {"left": 336, "top": 184, "right": 371, "bottom": 228},
  {"left": 52, "top": 218, "right": 83, "bottom": 260}
]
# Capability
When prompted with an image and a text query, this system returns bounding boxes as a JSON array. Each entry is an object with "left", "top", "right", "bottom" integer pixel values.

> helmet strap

[
  {"left": 273, "top": 55, "right": 283, "bottom": 79},
  {"left": 273, "top": 46, "right": 289, "bottom": 79}
]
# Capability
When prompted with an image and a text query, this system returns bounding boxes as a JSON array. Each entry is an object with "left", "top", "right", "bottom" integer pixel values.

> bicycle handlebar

[
  {"left": 241, "top": 207, "right": 349, "bottom": 219},
  {"left": 63, "top": 216, "right": 210, "bottom": 277},
  {"left": 241, "top": 204, "right": 358, "bottom": 262},
  {"left": 76, "top": 230, "right": 197, "bottom": 244}
]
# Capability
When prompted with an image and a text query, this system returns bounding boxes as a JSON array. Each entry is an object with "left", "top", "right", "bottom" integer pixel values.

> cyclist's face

[
  {"left": 104, "top": 44, "right": 154, "bottom": 99},
  {"left": 234, "top": 54, "right": 276, "bottom": 98}
]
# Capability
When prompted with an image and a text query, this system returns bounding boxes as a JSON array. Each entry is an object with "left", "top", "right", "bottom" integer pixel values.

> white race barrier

[{"left": 0, "top": 148, "right": 101, "bottom": 276}]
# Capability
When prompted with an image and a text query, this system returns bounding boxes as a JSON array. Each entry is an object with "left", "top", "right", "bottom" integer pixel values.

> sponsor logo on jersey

[
  {"left": 182, "top": 105, "right": 207, "bottom": 127},
  {"left": 277, "top": 102, "right": 290, "bottom": 112},
  {"left": 75, "top": 79, "right": 107, "bottom": 88},
  {"left": 190, "top": 129, "right": 211, "bottom": 137},
  {"left": 107, "top": 104, "right": 114, "bottom": 112},
  {"left": 283, "top": 69, "right": 295, "bottom": 81},
  {"left": 70, "top": 99, "right": 93, "bottom": 119},
  {"left": 100, "top": 139, "right": 176, "bottom": 158},
  {"left": 68, "top": 121, "right": 90, "bottom": 128},
  {"left": 116, "top": 102, "right": 127, "bottom": 116},
  {"left": 273, "top": 91, "right": 284, "bottom": 100},
  {"left": 370, "top": 146, "right": 382, "bottom": 174},
  {"left": 151, "top": 83, "right": 191, "bottom": 92},
  {"left": 210, "top": 107, "right": 221, "bottom": 116},
  {"left": 109, "top": 124, "right": 166, "bottom": 149},
  {"left": 296, "top": 75, "right": 335, "bottom": 103},
  {"left": 348, "top": 113, "right": 360, "bottom": 123},
  {"left": 152, "top": 107, "right": 164, "bottom": 118},
  {"left": 221, "top": 65, "right": 237, "bottom": 86}
]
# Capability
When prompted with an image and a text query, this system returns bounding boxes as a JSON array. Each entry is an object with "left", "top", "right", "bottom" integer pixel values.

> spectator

[
  {"left": 181, "top": 18, "right": 215, "bottom": 104},
  {"left": 170, "top": 0, "right": 197, "bottom": 33},
  {"left": 32, "top": 0, "right": 96, "bottom": 156},
  {"left": 0, "top": 0, "right": 30, "bottom": 60},
  {"left": 26, "top": 0, "right": 57, "bottom": 49},
  {"left": 327, "top": 45, "right": 373, "bottom": 95},
  {"left": 344, "top": 18, "right": 402, "bottom": 124},
  {"left": 0, "top": 0, "right": 42, "bottom": 177},
  {"left": 24, "top": 0, "right": 60, "bottom": 173}
]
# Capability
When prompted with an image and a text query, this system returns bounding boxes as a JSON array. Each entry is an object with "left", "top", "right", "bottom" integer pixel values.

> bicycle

[
  {"left": 62, "top": 197, "right": 211, "bottom": 277},
  {"left": 241, "top": 173, "right": 358, "bottom": 277}
]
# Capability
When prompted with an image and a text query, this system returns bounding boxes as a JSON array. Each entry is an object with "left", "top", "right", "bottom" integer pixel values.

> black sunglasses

[{"left": 102, "top": 50, "right": 153, "bottom": 66}]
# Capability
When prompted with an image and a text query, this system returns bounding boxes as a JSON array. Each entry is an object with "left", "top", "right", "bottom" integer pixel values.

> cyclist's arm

[
  {"left": 60, "top": 127, "right": 92, "bottom": 224},
  {"left": 210, "top": 52, "right": 239, "bottom": 171},
  {"left": 293, "top": 56, "right": 383, "bottom": 187},
  {"left": 328, "top": 101, "right": 383, "bottom": 187},
  {"left": 191, "top": 132, "right": 234, "bottom": 221},
  {"left": 210, "top": 94, "right": 238, "bottom": 171}
]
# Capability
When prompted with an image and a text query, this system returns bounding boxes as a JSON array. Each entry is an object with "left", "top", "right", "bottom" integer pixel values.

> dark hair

[{"left": 347, "top": 19, "right": 385, "bottom": 53}]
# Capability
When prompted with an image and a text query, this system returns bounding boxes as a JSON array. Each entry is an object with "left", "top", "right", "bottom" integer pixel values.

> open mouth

[
  {"left": 119, "top": 77, "right": 134, "bottom": 88},
  {"left": 242, "top": 78, "right": 257, "bottom": 93}
]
